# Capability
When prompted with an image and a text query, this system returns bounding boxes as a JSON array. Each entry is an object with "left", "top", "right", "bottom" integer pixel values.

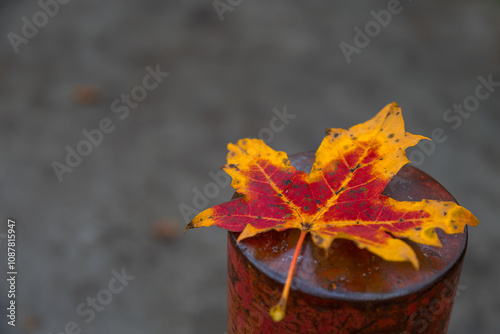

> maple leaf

[{"left": 185, "top": 102, "right": 479, "bottom": 322}]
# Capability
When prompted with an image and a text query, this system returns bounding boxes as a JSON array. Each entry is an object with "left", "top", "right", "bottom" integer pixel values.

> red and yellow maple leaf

[{"left": 185, "top": 102, "right": 479, "bottom": 322}]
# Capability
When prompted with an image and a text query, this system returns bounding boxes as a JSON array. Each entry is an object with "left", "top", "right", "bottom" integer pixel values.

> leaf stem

[{"left": 269, "top": 229, "right": 308, "bottom": 322}]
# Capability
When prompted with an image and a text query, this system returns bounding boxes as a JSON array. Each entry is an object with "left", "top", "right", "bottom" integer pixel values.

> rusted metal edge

[{"left": 230, "top": 227, "right": 467, "bottom": 302}]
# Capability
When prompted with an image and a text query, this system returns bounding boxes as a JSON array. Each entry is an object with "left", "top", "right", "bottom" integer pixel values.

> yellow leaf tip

[
  {"left": 469, "top": 216, "right": 480, "bottom": 227},
  {"left": 417, "top": 135, "right": 432, "bottom": 142},
  {"left": 404, "top": 247, "right": 420, "bottom": 270},
  {"left": 184, "top": 222, "right": 194, "bottom": 232},
  {"left": 236, "top": 234, "right": 245, "bottom": 243},
  {"left": 411, "top": 258, "right": 420, "bottom": 270}
]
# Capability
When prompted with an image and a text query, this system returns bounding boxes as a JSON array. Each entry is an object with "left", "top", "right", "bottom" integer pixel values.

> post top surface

[{"left": 230, "top": 151, "right": 467, "bottom": 301}]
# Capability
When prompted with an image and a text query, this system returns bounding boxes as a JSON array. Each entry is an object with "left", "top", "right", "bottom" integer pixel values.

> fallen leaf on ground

[
  {"left": 74, "top": 85, "right": 101, "bottom": 105},
  {"left": 153, "top": 219, "right": 182, "bottom": 240}
]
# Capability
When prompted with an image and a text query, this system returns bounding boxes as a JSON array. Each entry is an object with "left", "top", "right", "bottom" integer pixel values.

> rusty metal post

[{"left": 227, "top": 152, "right": 468, "bottom": 333}]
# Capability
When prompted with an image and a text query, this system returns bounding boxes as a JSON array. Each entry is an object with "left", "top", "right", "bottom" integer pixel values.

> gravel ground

[{"left": 0, "top": 0, "right": 499, "bottom": 333}]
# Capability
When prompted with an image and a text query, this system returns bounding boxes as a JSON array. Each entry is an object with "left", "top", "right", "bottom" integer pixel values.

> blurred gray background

[{"left": 0, "top": 0, "right": 499, "bottom": 333}]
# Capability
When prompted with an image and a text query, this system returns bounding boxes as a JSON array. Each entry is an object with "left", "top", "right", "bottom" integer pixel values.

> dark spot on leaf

[
  {"left": 388, "top": 133, "right": 395, "bottom": 139},
  {"left": 284, "top": 180, "right": 292, "bottom": 186},
  {"left": 313, "top": 234, "right": 323, "bottom": 243},
  {"left": 335, "top": 187, "right": 345, "bottom": 195}
]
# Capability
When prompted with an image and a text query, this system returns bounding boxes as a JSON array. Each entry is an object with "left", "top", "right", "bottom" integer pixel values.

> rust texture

[{"left": 227, "top": 152, "right": 467, "bottom": 333}]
